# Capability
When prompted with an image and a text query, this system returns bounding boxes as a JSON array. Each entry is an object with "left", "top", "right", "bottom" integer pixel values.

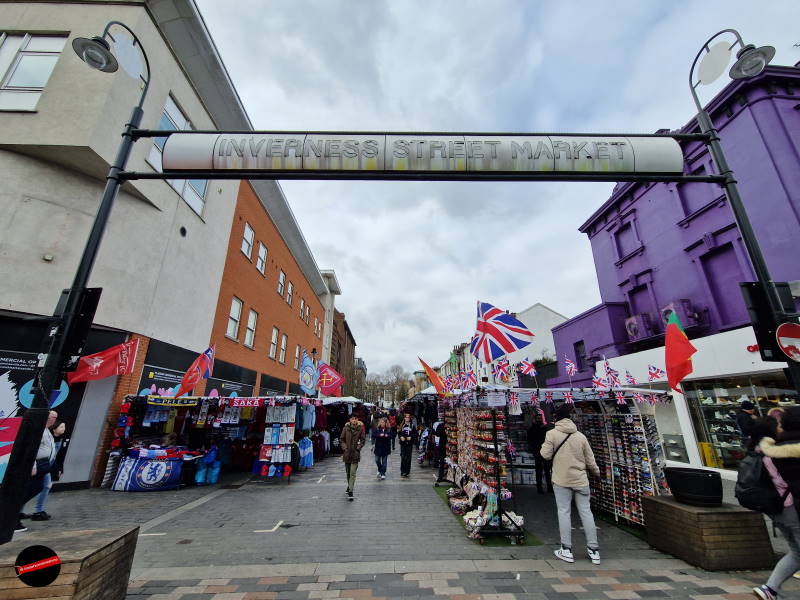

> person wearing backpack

[
  {"left": 751, "top": 408, "right": 800, "bottom": 600},
  {"left": 540, "top": 404, "right": 601, "bottom": 565}
]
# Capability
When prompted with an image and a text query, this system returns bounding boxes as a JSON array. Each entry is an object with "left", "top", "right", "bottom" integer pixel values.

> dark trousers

[
  {"left": 535, "top": 457, "right": 553, "bottom": 491},
  {"left": 400, "top": 444, "right": 412, "bottom": 475},
  {"left": 436, "top": 450, "right": 446, "bottom": 482}
]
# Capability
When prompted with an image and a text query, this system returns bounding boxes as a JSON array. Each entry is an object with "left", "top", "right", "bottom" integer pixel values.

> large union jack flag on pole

[
  {"left": 465, "top": 367, "right": 478, "bottom": 389},
  {"left": 470, "top": 301, "right": 535, "bottom": 363}
]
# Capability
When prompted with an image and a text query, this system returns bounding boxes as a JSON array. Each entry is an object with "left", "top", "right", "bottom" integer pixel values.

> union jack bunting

[
  {"left": 518, "top": 359, "right": 537, "bottom": 376},
  {"left": 459, "top": 371, "right": 468, "bottom": 389},
  {"left": 564, "top": 356, "right": 577, "bottom": 377},
  {"left": 563, "top": 391, "right": 574, "bottom": 404},
  {"left": 633, "top": 392, "right": 645, "bottom": 403},
  {"left": 604, "top": 359, "right": 621, "bottom": 388},
  {"left": 648, "top": 394, "right": 658, "bottom": 405},
  {"left": 531, "top": 389, "right": 539, "bottom": 404},
  {"left": 592, "top": 375, "right": 607, "bottom": 389},
  {"left": 614, "top": 391, "right": 626, "bottom": 405},
  {"left": 545, "top": 391, "right": 553, "bottom": 404},
  {"left": 625, "top": 370, "right": 638, "bottom": 385},
  {"left": 470, "top": 301, "right": 535, "bottom": 363},
  {"left": 648, "top": 364, "right": 666, "bottom": 381}
]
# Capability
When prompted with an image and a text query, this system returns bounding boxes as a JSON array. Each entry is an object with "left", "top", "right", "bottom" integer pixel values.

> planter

[{"left": 664, "top": 466, "right": 722, "bottom": 507}]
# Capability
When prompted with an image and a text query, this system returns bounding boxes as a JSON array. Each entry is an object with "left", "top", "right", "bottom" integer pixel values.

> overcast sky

[{"left": 194, "top": 0, "right": 799, "bottom": 375}]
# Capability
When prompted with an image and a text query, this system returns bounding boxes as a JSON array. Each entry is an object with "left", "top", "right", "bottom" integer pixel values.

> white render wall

[{"left": 0, "top": 2, "right": 240, "bottom": 352}]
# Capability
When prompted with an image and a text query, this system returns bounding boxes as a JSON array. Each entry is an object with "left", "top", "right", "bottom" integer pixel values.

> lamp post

[
  {"left": 0, "top": 22, "right": 150, "bottom": 544},
  {"left": 688, "top": 30, "right": 800, "bottom": 391}
]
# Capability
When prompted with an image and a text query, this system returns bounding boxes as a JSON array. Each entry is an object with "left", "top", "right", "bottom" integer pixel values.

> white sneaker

[
  {"left": 587, "top": 547, "right": 600, "bottom": 565},
  {"left": 554, "top": 546, "right": 574, "bottom": 563},
  {"left": 380, "top": 475, "right": 386, "bottom": 480}
]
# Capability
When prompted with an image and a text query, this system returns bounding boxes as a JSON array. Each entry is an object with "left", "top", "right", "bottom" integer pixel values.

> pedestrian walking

[
  {"left": 16, "top": 410, "right": 58, "bottom": 533},
  {"left": 434, "top": 421, "right": 448, "bottom": 484},
  {"left": 340, "top": 414, "right": 365, "bottom": 500},
  {"left": 752, "top": 407, "right": 800, "bottom": 600},
  {"left": 389, "top": 411, "right": 398, "bottom": 451},
  {"left": 528, "top": 418, "right": 553, "bottom": 494},
  {"left": 25, "top": 421, "right": 67, "bottom": 522},
  {"left": 736, "top": 400, "right": 758, "bottom": 443},
  {"left": 540, "top": 404, "right": 601, "bottom": 565},
  {"left": 372, "top": 417, "right": 393, "bottom": 479},
  {"left": 398, "top": 413, "right": 418, "bottom": 478}
]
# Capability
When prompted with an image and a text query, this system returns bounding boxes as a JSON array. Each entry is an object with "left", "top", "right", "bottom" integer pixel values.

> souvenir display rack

[{"left": 257, "top": 402, "right": 298, "bottom": 484}]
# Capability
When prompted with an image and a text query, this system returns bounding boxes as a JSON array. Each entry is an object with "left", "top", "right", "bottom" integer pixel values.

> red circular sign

[{"left": 776, "top": 322, "right": 800, "bottom": 363}]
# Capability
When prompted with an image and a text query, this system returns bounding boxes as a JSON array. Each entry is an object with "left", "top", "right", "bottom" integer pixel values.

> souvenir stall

[
  {"left": 323, "top": 397, "right": 371, "bottom": 455},
  {"left": 107, "top": 394, "right": 322, "bottom": 491}
]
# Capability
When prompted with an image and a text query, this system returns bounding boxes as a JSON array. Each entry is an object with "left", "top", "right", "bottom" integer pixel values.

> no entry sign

[{"left": 776, "top": 322, "right": 800, "bottom": 362}]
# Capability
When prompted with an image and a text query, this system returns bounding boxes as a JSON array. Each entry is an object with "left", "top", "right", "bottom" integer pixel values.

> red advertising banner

[
  {"left": 0, "top": 417, "right": 23, "bottom": 484},
  {"left": 229, "top": 397, "right": 264, "bottom": 408}
]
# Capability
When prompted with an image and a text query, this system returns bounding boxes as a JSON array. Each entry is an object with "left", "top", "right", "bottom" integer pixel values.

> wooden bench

[
  {"left": 642, "top": 495, "right": 775, "bottom": 571},
  {"left": 0, "top": 527, "right": 138, "bottom": 599}
]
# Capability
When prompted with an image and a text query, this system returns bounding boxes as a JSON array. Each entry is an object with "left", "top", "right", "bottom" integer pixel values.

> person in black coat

[
  {"left": 434, "top": 421, "right": 448, "bottom": 483},
  {"left": 736, "top": 400, "right": 757, "bottom": 443},
  {"left": 528, "top": 419, "right": 553, "bottom": 494},
  {"left": 397, "top": 413, "right": 418, "bottom": 478},
  {"left": 372, "top": 418, "right": 394, "bottom": 479}
]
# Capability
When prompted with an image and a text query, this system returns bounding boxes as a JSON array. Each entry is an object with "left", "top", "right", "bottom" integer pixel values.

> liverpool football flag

[
  {"left": 67, "top": 338, "right": 140, "bottom": 384},
  {"left": 174, "top": 344, "right": 215, "bottom": 397},
  {"left": 317, "top": 362, "right": 345, "bottom": 395},
  {"left": 418, "top": 357, "right": 445, "bottom": 396},
  {"left": 665, "top": 312, "right": 697, "bottom": 393}
]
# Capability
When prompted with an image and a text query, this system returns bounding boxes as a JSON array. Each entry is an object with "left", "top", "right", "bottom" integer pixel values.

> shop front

[{"left": 602, "top": 326, "right": 798, "bottom": 478}]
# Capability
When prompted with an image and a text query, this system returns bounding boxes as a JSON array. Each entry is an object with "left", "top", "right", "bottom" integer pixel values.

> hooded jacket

[
  {"left": 340, "top": 420, "right": 366, "bottom": 464},
  {"left": 540, "top": 418, "right": 600, "bottom": 488},
  {"left": 759, "top": 435, "right": 800, "bottom": 503}
]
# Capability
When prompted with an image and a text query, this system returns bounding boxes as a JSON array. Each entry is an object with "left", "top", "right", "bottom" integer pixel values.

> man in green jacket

[
  {"left": 341, "top": 414, "right": 366, "bottom": 500},
  {"left": 541, "top": 404, "right": 601, "bottom": 565}
]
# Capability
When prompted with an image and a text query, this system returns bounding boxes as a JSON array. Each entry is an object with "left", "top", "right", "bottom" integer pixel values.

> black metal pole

[{"left": 0, "top": 106, "right": 143, "bottom": 544}]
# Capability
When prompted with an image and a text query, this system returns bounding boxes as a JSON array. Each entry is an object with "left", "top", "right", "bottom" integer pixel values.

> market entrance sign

[{"left": 161, "top": 132, "right": 685, "bottom": 179}]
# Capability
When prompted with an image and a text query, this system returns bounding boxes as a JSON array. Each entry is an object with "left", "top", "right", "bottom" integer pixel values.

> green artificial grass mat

[
  {"left": 595, "top": 509, "right": 647, "bottom": 540},
  {"left": 433, "top": 484, "right": 543, "bottom": 546}
]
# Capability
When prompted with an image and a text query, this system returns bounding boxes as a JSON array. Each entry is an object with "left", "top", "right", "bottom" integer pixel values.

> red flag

[
  {"left": 665, "top": 313, "right": 697, "bottom": 393},
  {"left": 174, "top": 344, "right": 215, "bottom": 397},
  {"left": 418, "top": 357, "right": 445, "bottom": 396},
  {"left": 317, "top": 362, "right": 345, "bottom": 395},
  {"left": 67, "top": 339, "right": 139, "bottom": 384}
]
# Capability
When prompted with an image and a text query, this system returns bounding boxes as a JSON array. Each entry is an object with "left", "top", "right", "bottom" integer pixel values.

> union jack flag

[
  {"left": 531, "top": 389, "right": 539, "bottom": 404},
  {"left": 648, "top": 394, "right": 658, "bottom": 405},
  {"left": 614, "top": 391, "right": 626, "bottom": 405},
  {"left": 459, "top": 371, "right": 468, "bottom": 389},
  {"left": 592, "top": 375, "right": 607, "bottom": 389},
  {"left": 545, "top": 391, "right": 553, "bottom": 404},
  {"left": 518, "top": 359, "right": 537, "bottom": 376},
  {"left": 625, "top": 370, "right": 638, "bottom": 386},
  {"left": 443, "top": 376, "right": 454, "bottom": 393},
  {"left": 496, "top": 358, "right": 510, "bottom": 379},
  {"left": 465, "top": 367, "right": 478, "bottom": 389},
  {"left": 604, "top": 359, "right": 621, "bottom": 388},
  {"left": 470, "top": 301, "right": 535, "bottom": 363},
  {"left": 563, "top": 391, "right": 574, "bottom": 404},
  {"left": 648, "top": 364, "right": 666, "bottom": 381},
  {"left": 633, "top": 392, "right": 645, "bottom": 403},
  {"left": 564, "top": 356, "right": 577, "bottom": 377}
]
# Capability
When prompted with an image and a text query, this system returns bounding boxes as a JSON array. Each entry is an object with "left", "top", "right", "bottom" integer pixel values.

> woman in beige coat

[{"left": 540, "top": 404, "right": 601, "bottom": 565}]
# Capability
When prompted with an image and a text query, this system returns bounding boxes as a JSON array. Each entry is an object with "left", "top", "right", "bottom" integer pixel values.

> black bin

[{"left": 664, "top": 467, "right": 723, "bottom": 507}]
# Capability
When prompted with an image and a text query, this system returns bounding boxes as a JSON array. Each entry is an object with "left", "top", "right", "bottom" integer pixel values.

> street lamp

[
  {"left": 0, "top": 22, "right": 150, "bottom": 544},
  {"left": 688, "top": 31, "right": 800, "bottom": 387}
]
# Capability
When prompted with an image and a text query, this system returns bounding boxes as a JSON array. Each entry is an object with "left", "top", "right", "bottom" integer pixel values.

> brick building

[{"left": 329, "top": 309, "right": 357, "bottom": 383}]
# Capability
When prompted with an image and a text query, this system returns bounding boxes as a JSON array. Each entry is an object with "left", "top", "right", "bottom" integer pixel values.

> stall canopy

[{"left": 322, "top": 396, "right": 364, "bottom": 405}]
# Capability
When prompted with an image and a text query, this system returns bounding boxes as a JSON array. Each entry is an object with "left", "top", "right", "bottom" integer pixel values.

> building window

[
  {"left": 0, "top": 34, "right": 66, "bottom": 111},
  {"left": 256, "top": 243, "right": 267, "bottom": 274},
  {"left": 286, "top": 282, "right": 293, "bottom": 305},
  {"left": 244, "top": 309, "right": 257, "bottom": 348},
  {"left": 241, "top": 223, "right": 254, "bottom": 258},
  {"left": 314, "top": 317, "right": 319, "bottom": 337},
  {"left": 294, "top": 345, "right": 300, "bottom": 369},
  {"left": 573, "top": 341, "right": 587, "bottom": 371},
  {"left": 305, "top": 305, "right": 310, "bottom": 324},
  {"left": 279, "top": 334, "right": 288, "bottom": 363},
  {"left": 299, "top": 298, "right": 305, "bottom": 318},
  {"left": 147, "top": 95, "right": 207, "bottom": 215},
  {"left": 277, "top": 271, "right": 285, "bottom": 296},
  {"left": 227, "top": 297, "right": 243, "bottom": 339},
  {"left": 269, "top": 327, "right": 279, "bottom": 359}
]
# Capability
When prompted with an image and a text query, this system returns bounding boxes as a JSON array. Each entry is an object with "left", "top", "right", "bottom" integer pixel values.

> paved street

[{"left": 13, "top": 451, "right": 800, "bottom": 599}]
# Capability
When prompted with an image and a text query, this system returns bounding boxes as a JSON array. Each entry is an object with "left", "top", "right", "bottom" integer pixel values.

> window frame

[
  {"left": 279, "top": 334, "right": 288, "bottom": 364},
  {"left": 241, "top": 223, "right": 255, "bottom": 259},
  {"left": 286, "top": 282, "right": 293, "bottom": 306},
  {"left": 277, "top": 271, "right": 286, "bottom": 296},
  {"left": 294, "top": 345, "right": 301, "bottom": 370},
  {"left": 244, "top": 309, "right": 258, "bottom": 348},
  {"left": 226, "top": 296, "right": 243, "bottom": 340},
  {"left": 256, "top": 242, "right": 267, "bottom": 274},
  {"left": 269, "top": 327, "right": 279, "bottom": 359},
  {"left": 305, "top": 305, "right": 310, "bottom": 325},
  {"left": 146, "top": 94, "right": 207, "bottom": 215},
  {"left": 0, "top": 33, "right": 66, "bottom": 111},
  {"left": 299, "top": 298, "right": 305, "bottom": 319}
]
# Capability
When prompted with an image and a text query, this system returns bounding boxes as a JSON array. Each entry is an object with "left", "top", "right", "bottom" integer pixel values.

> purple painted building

[{"left": 549, "top": 62, "right": 800, "bottom": 389}]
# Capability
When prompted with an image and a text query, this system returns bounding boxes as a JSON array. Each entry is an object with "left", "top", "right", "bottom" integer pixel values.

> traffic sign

[{"left": 776, "top": 322, "right": 800, "bottom": 362}]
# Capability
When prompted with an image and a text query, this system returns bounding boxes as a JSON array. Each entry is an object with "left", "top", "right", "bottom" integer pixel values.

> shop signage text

[
  {"left": 146, "top": 396, "right": 199, "bottom": 407},
  {"left": 162, "top": 133, "right": 684, "bottom": 176}
]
